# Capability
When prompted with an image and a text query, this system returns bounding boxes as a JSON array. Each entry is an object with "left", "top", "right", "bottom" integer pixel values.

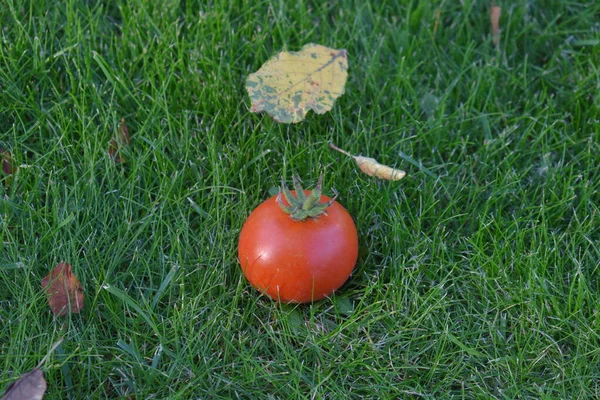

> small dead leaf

[
  {"left": 490, "top": 4, "right": 502, "bottom": 46},
  {"left": 41, "top": 262, "right": 84, "bottom": 317},
  {"left": 246, "top": 43, "right": 348, "bottom": 124},
  {"left": 1, "top": 339, "right": 62, "bottom": 400},
  {"left": 1, "top": 148, "right": 15, "bottom": 175},
  {"left": 329, "top": 143, "right": 406, "bottom": 181},
  {"left": 1, "top": 368, "right": 46, "bottom": 400},
  {"left": 108, "top": 118, "right": 130, "bottom": 163},
  {"left": 433, "top": 9, "right": 442, "bottom": 35}
]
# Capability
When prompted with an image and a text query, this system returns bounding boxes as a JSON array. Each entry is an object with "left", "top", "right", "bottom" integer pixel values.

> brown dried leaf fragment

[
  {"left": 490, "top": 4, "right": 502, "bottom": 46},
  {"left": 1, "top": 148, "right": 15, "bottom": 175},
  {"left": 41, "top": 262, "right": 84, "bottom": 317},
  {"left": 1, "top": 368, "right": 46, "bottom": 400},
  {"left": 1, "top": 338, "right": 63, "bottom": 400},
  {"left": 433, "top": 8, "right": 442, "bottom": 35},
  {"left": 329, "top": 143, "right": 406, "bottom": 181},
  {"left": 108, "top": 118, "right": 130, "bottom": 163}
]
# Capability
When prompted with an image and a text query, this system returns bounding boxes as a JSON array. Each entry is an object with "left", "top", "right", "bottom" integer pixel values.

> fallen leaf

[
  {"left": 41, "top": 262, "right": 84, "bottom": 317},
  {"left": 246, "top": 43, "right": 348, "bottom": 123},
  {"left": 329, "top": 143, "right": 406, "bottom": 181},
  {"left": 1, "top": 148, "right": 15, "bottom": 175},
  {"left": 1, "top": 339, "right": 63, "bottom": 400},
  {"left": 433, "top": 8, "right": 442, "bottom": 35},
  {"left": 108, "top": 118, "right": 130, "bottom": 163},
  {"left": 490, "top": 4, "right": 502, "bottom": 46},
  {"left": 1, "top": 368, "right": 46, "bottom": 400}
]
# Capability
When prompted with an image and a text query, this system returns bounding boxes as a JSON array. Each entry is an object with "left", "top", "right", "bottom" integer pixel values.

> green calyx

[{"left": 277, "top": 174, "right": 338, "bottom": 221}]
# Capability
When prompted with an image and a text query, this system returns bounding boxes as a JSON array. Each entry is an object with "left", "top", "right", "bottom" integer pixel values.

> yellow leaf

[
  {"left": 330, "top": 143, "right": 406, "bottom": 181},
  {"left": 246, "top": 43, "right": 348, "bottom": 124},
  {"left": 355, "top": 155, "right": 406, "bottom": 181}
]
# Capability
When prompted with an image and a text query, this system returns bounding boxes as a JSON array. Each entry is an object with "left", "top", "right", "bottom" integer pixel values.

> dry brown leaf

[
  {"left": 329, "top": 143, "right": 406, "bottom": 181},
  {"left": 433, "top": 9, "right": 442, "bottom": 35},
  {"left": 108, "top": 118, "right": 130, "bottom": 163},
  {"left": 41, "top": 262, "right": 84, "bottom": 317},
  {"left": 1, "top": 148, "right": 15, "bottom": 175},
  {"left": 490, "top": 4, "right": 502, "bottom": 46},
  {"left": 1, "top": 339, "right": 63, "bottom": 400},
  {"left": 1, "top": 368, "right": 46, "bottom": 400}
]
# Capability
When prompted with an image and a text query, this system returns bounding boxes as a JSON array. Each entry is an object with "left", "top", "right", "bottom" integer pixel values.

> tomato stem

[{"left": 277, "top": 174, "right": 337, "bottom": 221}]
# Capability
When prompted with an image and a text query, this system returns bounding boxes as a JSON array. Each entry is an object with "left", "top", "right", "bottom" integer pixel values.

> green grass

[{"left": 1, "top": 0, "right": 599, "bottom": 398}]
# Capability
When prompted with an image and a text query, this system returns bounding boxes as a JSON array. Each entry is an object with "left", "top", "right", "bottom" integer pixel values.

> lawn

[{"left": 1, "top": 0, "right": 599, "bottom": 398}]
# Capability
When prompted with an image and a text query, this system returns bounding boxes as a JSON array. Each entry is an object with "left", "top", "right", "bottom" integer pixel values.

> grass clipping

[{"left": 246, "top": 43, "right": 348, "bottom": 123}]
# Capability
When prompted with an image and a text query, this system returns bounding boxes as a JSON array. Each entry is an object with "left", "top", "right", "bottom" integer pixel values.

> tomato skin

[{"left": 238, "top": 190, "right": 358, "bottom": 303}]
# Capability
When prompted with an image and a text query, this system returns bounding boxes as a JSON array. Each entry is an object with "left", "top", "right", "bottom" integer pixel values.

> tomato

[{"left": 238, "top": 178, "right": 358, "bottom": 303}]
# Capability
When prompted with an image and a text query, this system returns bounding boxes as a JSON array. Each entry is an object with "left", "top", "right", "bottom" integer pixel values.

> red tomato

[{"left": 238, "top": 189, "right": 358, "bottom": 303}]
